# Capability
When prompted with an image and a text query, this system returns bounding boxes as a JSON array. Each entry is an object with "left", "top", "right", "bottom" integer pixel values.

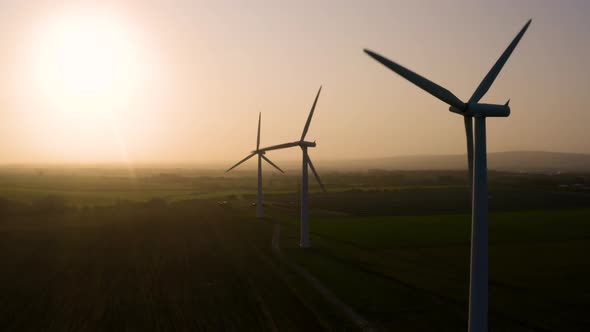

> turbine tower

[
  {"left": 259, "top": 87, "right": 326, "bottom": 248},
  {"left": 226, "top": 113, "right": 284, "bottom": 218},
  {"left": 364, "top": 20, "right": 531, "bottom": 332}
]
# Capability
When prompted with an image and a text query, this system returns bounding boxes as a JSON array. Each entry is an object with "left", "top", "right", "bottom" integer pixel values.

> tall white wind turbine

[
  {"left": 226, "top": 113, "right": 284, "bottom": 218},
  {"left": 364, "top": 20, "right": 531, "bottom": 332},
  {"left": 258, "top": 87, "right": 326, "bottom": 248}
]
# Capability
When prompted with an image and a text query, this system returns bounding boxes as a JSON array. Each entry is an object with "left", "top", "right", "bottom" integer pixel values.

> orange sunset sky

[{"left": 0, "top": 0, "right": 588, "bottom": 164}]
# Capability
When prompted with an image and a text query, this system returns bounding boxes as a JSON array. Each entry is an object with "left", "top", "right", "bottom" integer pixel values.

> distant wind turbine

[
  {"left": 364, "top": 19, "right": 531, "bottom": 332},
  {"left": 226, "top": 113, "right": 284, "bottom": 218},
  {"left": 259, "top": 87, "right": 326, "bottom": 248}
]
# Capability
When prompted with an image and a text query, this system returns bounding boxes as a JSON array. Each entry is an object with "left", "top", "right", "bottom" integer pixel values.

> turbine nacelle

[
  {"left": 299, "top": 141, "right": 317, "bottom": 148},
  {"left": 449, "top": 102, "right": 511, "bottom": 118}
]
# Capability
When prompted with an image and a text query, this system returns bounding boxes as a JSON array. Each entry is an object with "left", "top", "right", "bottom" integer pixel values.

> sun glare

[
  {"left": 30, "top": 11, "right": 148, "bottom": 114},
  {"left": 16, "top": 9, "right": 162, "bottom": 162}
]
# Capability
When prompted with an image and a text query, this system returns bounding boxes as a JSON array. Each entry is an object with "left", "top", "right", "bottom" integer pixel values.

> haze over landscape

[
  {"left": 1, "top": 2, "right": 590, "bottom": 331},
  {"left": 0, "top": 0, "right": 589, "bottom": 165}
]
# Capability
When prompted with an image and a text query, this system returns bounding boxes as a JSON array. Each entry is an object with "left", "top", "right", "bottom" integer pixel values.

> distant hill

[
  {"left": 2, "top": 151, "right": 588, "bottom": 174},
  {"left": 313, "top": 151, "right": 590, "bottom": 173}
]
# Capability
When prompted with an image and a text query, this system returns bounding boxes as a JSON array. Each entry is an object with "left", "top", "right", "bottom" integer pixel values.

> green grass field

[
  {"left": 0, "top": 170, "right": 589, "bottom": 330},
  {"left": 271, "top": 208, "right": 590, "bottom": 331}
]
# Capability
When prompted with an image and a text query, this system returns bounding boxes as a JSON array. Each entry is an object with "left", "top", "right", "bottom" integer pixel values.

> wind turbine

[
  {"left": 364, "top": 20, "right": 531, "bottom": 332},
  {"left": 226, "top": 113, "right": 284, "bottom": 218},
  {"left": 258, "top": 87, "right": 326, "bottom": 248}
]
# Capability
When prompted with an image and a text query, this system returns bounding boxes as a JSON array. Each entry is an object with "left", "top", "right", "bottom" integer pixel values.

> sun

[
  {"left": 17, "top": 9, "right": 161, "bottom": 162},
  {"left": 30, "top": 10, "right": 147, "bottom": 114}
]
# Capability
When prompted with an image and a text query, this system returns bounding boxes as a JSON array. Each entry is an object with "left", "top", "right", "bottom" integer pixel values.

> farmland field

[
  {"left": 273, "top": 209, "right": 590, "bottom": 331},
  {"left": 0, "top": 168, "right": 589, "bottom": 331},
  {"left": 0, "top": 200, "right": 358, "bottom": 331}
]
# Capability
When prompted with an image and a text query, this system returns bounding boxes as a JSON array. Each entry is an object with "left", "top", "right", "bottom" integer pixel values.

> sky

[{"left": 0, "top": 0, "right": 589, "bottom": 164}]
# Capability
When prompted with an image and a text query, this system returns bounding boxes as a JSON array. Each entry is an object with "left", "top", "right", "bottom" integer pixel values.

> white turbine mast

[
  {"left": 258, "top": 86, "right": 326, "bottom": 248},
  {"left": 364, "top": 19, "right": 531, "bottom": 332},
  {"left": 226, "top": 113, "right": 284, "bottom": 218}
]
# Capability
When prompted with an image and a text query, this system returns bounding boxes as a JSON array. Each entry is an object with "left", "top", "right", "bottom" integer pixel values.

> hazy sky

[{"left": 0, "top": 0, "right": 589, "bottom": 164}]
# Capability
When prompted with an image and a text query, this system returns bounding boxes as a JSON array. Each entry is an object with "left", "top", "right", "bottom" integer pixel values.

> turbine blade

[
  {"left": 261, "top": 155, "right": 284, "bottom": 173},
  {"left": 301, "top": 86, "right": 322, "bottom": 141},
  {"left": 364, "top": 49, "right": 466, "bottom": 110},
  {"left": 464, "top": 116, "right": 474, "bottom": 188},
  {"left": 468, "top": 19, "right": 532, "bottom": 103},
  {"left": 225, "top": 153, "right": 256, "bottom": 173},
  {"left": 257, "top": 112, "right": 261, "bottom": 150},
  {"left": 258, "top": 141, "right": 300, "bottom": 152},
  {"left": 307, "top": 156, "right": 326, "bottom": 192}
]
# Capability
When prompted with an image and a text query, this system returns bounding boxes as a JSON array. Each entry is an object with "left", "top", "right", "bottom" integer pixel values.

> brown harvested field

[{"left": 0, "top": 200, "right": 345, "bottom": 331}]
